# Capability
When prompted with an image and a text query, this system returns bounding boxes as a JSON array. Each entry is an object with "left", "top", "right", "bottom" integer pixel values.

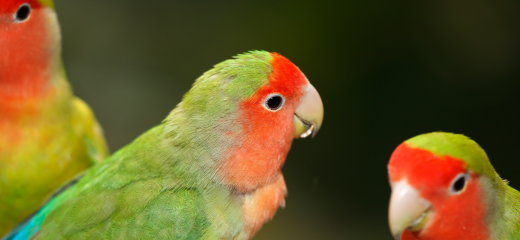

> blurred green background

[{"left": 54, "top": 0, "right": 520, "bottom": 239}]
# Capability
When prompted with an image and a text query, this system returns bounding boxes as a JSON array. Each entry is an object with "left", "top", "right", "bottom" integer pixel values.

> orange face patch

[
  {"left": 388, "top": 144, "right": 490, "bottom": 240},
  {"left": 217, "top": 53, "right": 308, "bottom": 192}
]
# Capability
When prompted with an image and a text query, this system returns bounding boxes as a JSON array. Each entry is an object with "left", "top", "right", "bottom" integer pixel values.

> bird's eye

[
  {"left": 262, "top": 93, "right": 285, "bottom": 112},
  {"left": 449, "top": 172, "right": 470, "bottom": 195},
  {"left": 14, "top": 4, "right": 31, "bottom": 23}
]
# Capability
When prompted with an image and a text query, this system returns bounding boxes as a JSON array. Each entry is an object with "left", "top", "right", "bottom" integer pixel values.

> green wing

[
  {"left": 37, "top": 182, "right": 208, "bottom": 239},
  {"left": 12, "top": 125, "right": 211, "bottom": 239}
]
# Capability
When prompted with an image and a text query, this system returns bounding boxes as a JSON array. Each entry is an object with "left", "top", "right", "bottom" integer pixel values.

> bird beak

[
  {"left": 389, "top": 181, "right": 431, "bottom": 240},
  {"left": 293, "top": 82, "right": 324, "bottom": 138}
]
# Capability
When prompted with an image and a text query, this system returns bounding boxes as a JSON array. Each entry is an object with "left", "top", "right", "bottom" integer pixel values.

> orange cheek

[
  {"left": 216, "top": 83, "right": 300, "bottom": 192},
  {"left": 216, "top": 105, "right": 294, "bottom": 192},
  {"left": 419, "top": 178, "right": 488, "bottom": 240}
]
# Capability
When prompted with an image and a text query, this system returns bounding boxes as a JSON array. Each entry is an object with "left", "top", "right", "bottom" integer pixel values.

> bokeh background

[{"left": 54, "top": 0, "right": 520, "bottom": 239}]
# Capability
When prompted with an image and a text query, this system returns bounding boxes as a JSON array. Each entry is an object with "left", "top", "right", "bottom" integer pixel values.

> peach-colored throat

[{"left": 241, "top": 174, "right": 287, "bottom": 238}]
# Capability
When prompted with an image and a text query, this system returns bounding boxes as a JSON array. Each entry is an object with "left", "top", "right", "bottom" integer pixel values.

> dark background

[{"left": 54, "top": 0, "right": 520, "bottom": 239}]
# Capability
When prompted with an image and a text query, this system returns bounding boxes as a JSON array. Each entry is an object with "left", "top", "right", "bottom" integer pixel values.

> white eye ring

[
  {"left": 262, "top": 93, "right": 285, "bottom": 112},
  {"left": 13, "top": 3, "right": 31, "bottom": 23},
  {"left": 449, "top": 172, "right": 470, "bottom": 195}
]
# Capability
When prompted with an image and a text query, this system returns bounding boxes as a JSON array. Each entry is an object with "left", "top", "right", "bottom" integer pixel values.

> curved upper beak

[
  {"left": 389, "top": 181, "right": 431, "bottom": 240},
  {"left": 293, "top": 82, "right": 324, "bottom": 138}
]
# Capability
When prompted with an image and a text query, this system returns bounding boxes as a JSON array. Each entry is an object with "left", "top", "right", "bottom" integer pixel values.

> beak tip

[
  {"left": 311, "top": 125, "right": 319, "bottom": 138},
  {"left": 393, "top": 233, "right": 402, "bottom": 240},
  {"left": 389, "top": 223, "right": 403, "bottom": 240}
]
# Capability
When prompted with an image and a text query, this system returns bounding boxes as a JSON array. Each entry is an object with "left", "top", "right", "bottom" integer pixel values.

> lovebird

[
  {"left": 387, "top": 132, "right": 520, "bottom": 240},
  {"left": 0, "top": 0, "right": 108, "bottom": 235},
  {"left": 5, "top": 51, "right": 324, "bottom": 240}
]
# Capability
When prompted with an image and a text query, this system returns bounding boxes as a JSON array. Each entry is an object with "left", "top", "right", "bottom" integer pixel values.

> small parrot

[
  {"left": 4, "top": 51, "right": 324, "bottom": 240},
  {"left": 0, "top": 0, "right": 108, "bottom": 235},
  {"left": 387, "top": 132, "right": 520, "bottom": 240}
]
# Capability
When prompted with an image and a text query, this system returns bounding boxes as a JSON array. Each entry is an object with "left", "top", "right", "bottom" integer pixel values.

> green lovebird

[
  {"left": 6, "top": 51, "right": 324, "bottom": 240},
  {"left": 0, "top": 0, "right": 108, "bottom": 235},
  {"left": 387, "top": 132, "right": 520, "bottom": 240}
]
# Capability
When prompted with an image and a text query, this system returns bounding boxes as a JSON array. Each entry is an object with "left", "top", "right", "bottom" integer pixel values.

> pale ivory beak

[
  {"left": 293, "top": 83, "right": 324, "bottom": 138},
  {"left": 389, "top": 181, "right": 431, "bottom": 240}
]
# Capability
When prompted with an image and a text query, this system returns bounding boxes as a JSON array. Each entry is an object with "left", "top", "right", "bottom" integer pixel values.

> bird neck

[{"left": 488, "top": 178, "right": 520, "bottom": 240}]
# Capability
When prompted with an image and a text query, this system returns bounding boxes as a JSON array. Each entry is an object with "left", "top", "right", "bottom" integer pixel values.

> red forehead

[
  {"left": 1, "top": 1, "right": 43, "bottom": 14},
  {"left": 241, "top": 53, "right": 308, "bottom": 111},
  {"left": 388, "top": 143, "right": 467, "bottom": 191},
  {"left": 267, "top": 53, "right": 308, "bottom": 96}
]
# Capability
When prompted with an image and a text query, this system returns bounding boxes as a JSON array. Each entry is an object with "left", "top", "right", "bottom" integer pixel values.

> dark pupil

[
  {"left": 16, "top": 5, "right": 31, "bottom": 21},
  {"left": 453, "top": 176, "right": 466, "bottom": 192},
  {"left": 267, "top": 96, "right": 282, "bottom": 109}
]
